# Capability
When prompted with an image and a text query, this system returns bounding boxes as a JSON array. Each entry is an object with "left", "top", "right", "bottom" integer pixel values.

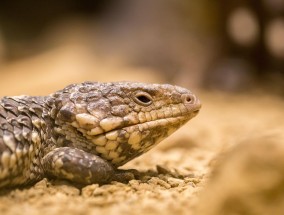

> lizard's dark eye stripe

[{"left": 133, "top": 92, "right": 153, "bottom": 106}]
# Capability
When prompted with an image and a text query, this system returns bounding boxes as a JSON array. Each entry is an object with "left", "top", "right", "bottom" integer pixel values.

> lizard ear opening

[{"left": 133, "top": 91, "right": 153, "bottom": 106}]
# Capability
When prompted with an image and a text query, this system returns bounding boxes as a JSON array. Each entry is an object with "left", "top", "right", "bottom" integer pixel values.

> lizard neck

[{"left": 43, "top": 96, "right": 97, "bottom": 154}]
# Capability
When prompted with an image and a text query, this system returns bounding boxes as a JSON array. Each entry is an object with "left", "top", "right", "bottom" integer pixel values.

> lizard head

[{"left": 51, "top": 81, "right": 201, "bottom": 166}]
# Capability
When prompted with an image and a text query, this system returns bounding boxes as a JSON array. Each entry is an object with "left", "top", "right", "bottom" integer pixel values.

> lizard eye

[{"left": 133, "top": 92, "right": 153, "bottom": 106}]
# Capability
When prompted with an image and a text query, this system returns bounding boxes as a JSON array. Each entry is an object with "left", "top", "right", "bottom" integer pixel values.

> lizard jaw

[{"left": 77, "top": 112, "right": 197, "bottom": 166}]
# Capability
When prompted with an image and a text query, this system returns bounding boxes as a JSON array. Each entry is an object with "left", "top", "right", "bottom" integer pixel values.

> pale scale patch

[
  {"left": 122, "top": 131, "right": 130, "bottom": 139},
  {"left": 145, "top": 112, "right": 152, "bottom": 121},
  {"left": 85, "top": 170, "right": 93, "bottom": 182},
  {"left": 14, "top": 132, "right": 21, "bottom": 141},
  {"left": 13, "top": 95, "right": 28, "bottom": 99},
  {"left": 29, "top": 144, "right": 34, "bottom": 153},
  {"left": 128, "top": 131, "right": 142, "bottom": 145},
  {"left": 133, "top": 106, "right": 141, "bottom": 112},
  {"left": 171, "top": 105, "right": 181, "bottom": 116},
  {"left": 22, "top": 146, "right": 28, "bottom": 155},
  {"left": 117, "top": 147, "right": 122, "bottom": 153},
  {"left": 112, "top": 156, "right": 126, "bottom": 164},
  {"left": 96, "top": 146, "right": 108, "bottom": 155},
  {"left": 29, "top": 173, "right": 36, "bottom": 179},
  {"left": 34, "top": 166, "right": 39, "bottom": 173},
  {"left": 15, "top": 148, "right": 23, "bottom": 159},
  {"left": 105, "top": 131, "right": 119, "bottom": 141},
  {"left": 157, "top": 111, "right": 165, "bottom": 119},
  {"left": 123, "top": 112, "right": 139, "bottom": 124},
  {"left": 101, "top": 153, "right": 111, "bottom": 160},
  {"left": 105, "top": 141, "right": 118, "bottom": 150},
  {"left": 87, "top": 127, "right": 104, "bottom": 136},
  {"left": 92, "top": 135, "right": 107, "bottom": 146},
  {"left": 40, "top": 119, "right": 46, "bottom": 126},
  {"left": 138, "top": 123, "right": 148, "bottom": 132},
  {"left": 3, "top": 135, "right": 16, "bottom": 151},
  {"left": 17, "top": 106, "right": 26, "bottom": 112},
  {"left": 179, "top": 103, "right": 187, "bottom": 114},
  {"left": 147, "top": 120, "right": 159, "bottom": 129},
  {"left": 71, "top": 121, "right": 79, "bottom": 128},
  {"left": 163, "top": 107, "right": 172, "bottom": 118},
  {"left": 167, "top": 117, "right": 179, "bottom": 124},
  {"left": 150, "top": 110, "right": 158, "bottom": 120},
  {"left": 54, "top": 158, "right": 64, "bottom": 170},
  {"left": 158, "top": 119, "right": 168, "bottom": 127},
  {"left": 99, "top": 117, "right": 123, "bottom": 132},
  {"left": 1, "top": 151, "right": 10, "bottom": 168},
  {"left": 9, "top": 154, "right": 17, "bottom": 168},
  {"left": 31, "top": 132, "right": 41, "bottom": 144},
  {"left": 123, "top": 124, "right": 136, "bottom": 133},
  {"left": 76, "top": 113, "right": 99, "bottom": 128},
  {"left": 29, "top": 163, "right": 34, "bottom": 171},
  {"left": 22, "top": 128, "right": 29, "bottom": 139},
  {"left": 54, "top": 127, "right": 62, "bottom": 134},
  {"left": 131, "top": 143, "right": 141, "bottom": 150},
  {"left": 108, "top": 151, "right": 119, "bottom": 159},
  {"left": 0, "top": 169, "right": 9, "bottom": 179},
  {"left": 33, "top": 157, "right": 40, "bottom": 166},
  {"left": 138, "top": 112, "right": 146, "bottom": 123},
  {"left": 32, "top": 118, "right": 41, "bottom": 129},
  {"left": 75, "top": 104, "right": 86, "bottom": 113}
]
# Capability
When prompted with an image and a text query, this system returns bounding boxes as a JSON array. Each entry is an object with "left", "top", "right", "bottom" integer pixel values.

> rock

[{"left": 196, "top": 134, "right": 284, "bottom": 215}]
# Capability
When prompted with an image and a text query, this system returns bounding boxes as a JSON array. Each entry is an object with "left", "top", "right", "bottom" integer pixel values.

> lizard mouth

[
  {"left": 72, "top": 102, "right": 201, "bottom": 165},
  {"left": 94, "top": 109, "right": 197, "bottom": 138},
  {"left": 82, "top": 110, "right": 198, "bottom": 165}
]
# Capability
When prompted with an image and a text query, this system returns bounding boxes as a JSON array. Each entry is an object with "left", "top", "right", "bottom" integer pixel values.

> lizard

[{"left": 0, "top": 81, "right": 201, "bottom": 188}]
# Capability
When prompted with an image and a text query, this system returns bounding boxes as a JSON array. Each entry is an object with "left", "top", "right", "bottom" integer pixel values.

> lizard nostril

[{"left": 182, "top": 94, "right": 195, "bottom": 104}]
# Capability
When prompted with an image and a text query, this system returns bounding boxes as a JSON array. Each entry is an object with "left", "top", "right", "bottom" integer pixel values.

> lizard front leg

[{"left": 42, "top": 147, "right": 135, "bottom": 184}]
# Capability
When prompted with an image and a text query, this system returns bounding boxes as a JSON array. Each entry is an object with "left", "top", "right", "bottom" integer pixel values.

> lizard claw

[{"left": 111, "top": 169, "right": 140, "bottom": 183}]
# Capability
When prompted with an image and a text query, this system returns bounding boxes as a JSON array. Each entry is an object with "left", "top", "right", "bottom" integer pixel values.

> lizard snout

[{"left": 181, "top": 93, "right": 201, "bottom": 115}]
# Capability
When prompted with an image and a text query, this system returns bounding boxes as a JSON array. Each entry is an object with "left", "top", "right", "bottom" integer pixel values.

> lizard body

[{"left": 0, "top": 81, "right": 201, "bottom": 188}]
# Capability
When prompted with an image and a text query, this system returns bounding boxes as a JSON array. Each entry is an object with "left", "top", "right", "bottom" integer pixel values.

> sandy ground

[{"left": 0, "top": 47, "right": 284, "bottom": 215}]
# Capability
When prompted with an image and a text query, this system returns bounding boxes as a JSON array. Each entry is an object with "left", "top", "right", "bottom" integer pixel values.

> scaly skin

[{"left": 0, "top": 81, "right": 201, "bottom": 188}]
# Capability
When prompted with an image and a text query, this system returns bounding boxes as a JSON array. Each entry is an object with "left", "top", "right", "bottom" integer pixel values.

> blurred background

[{"left": 0, "top": 0, "right": 283, "bottom": 96}]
